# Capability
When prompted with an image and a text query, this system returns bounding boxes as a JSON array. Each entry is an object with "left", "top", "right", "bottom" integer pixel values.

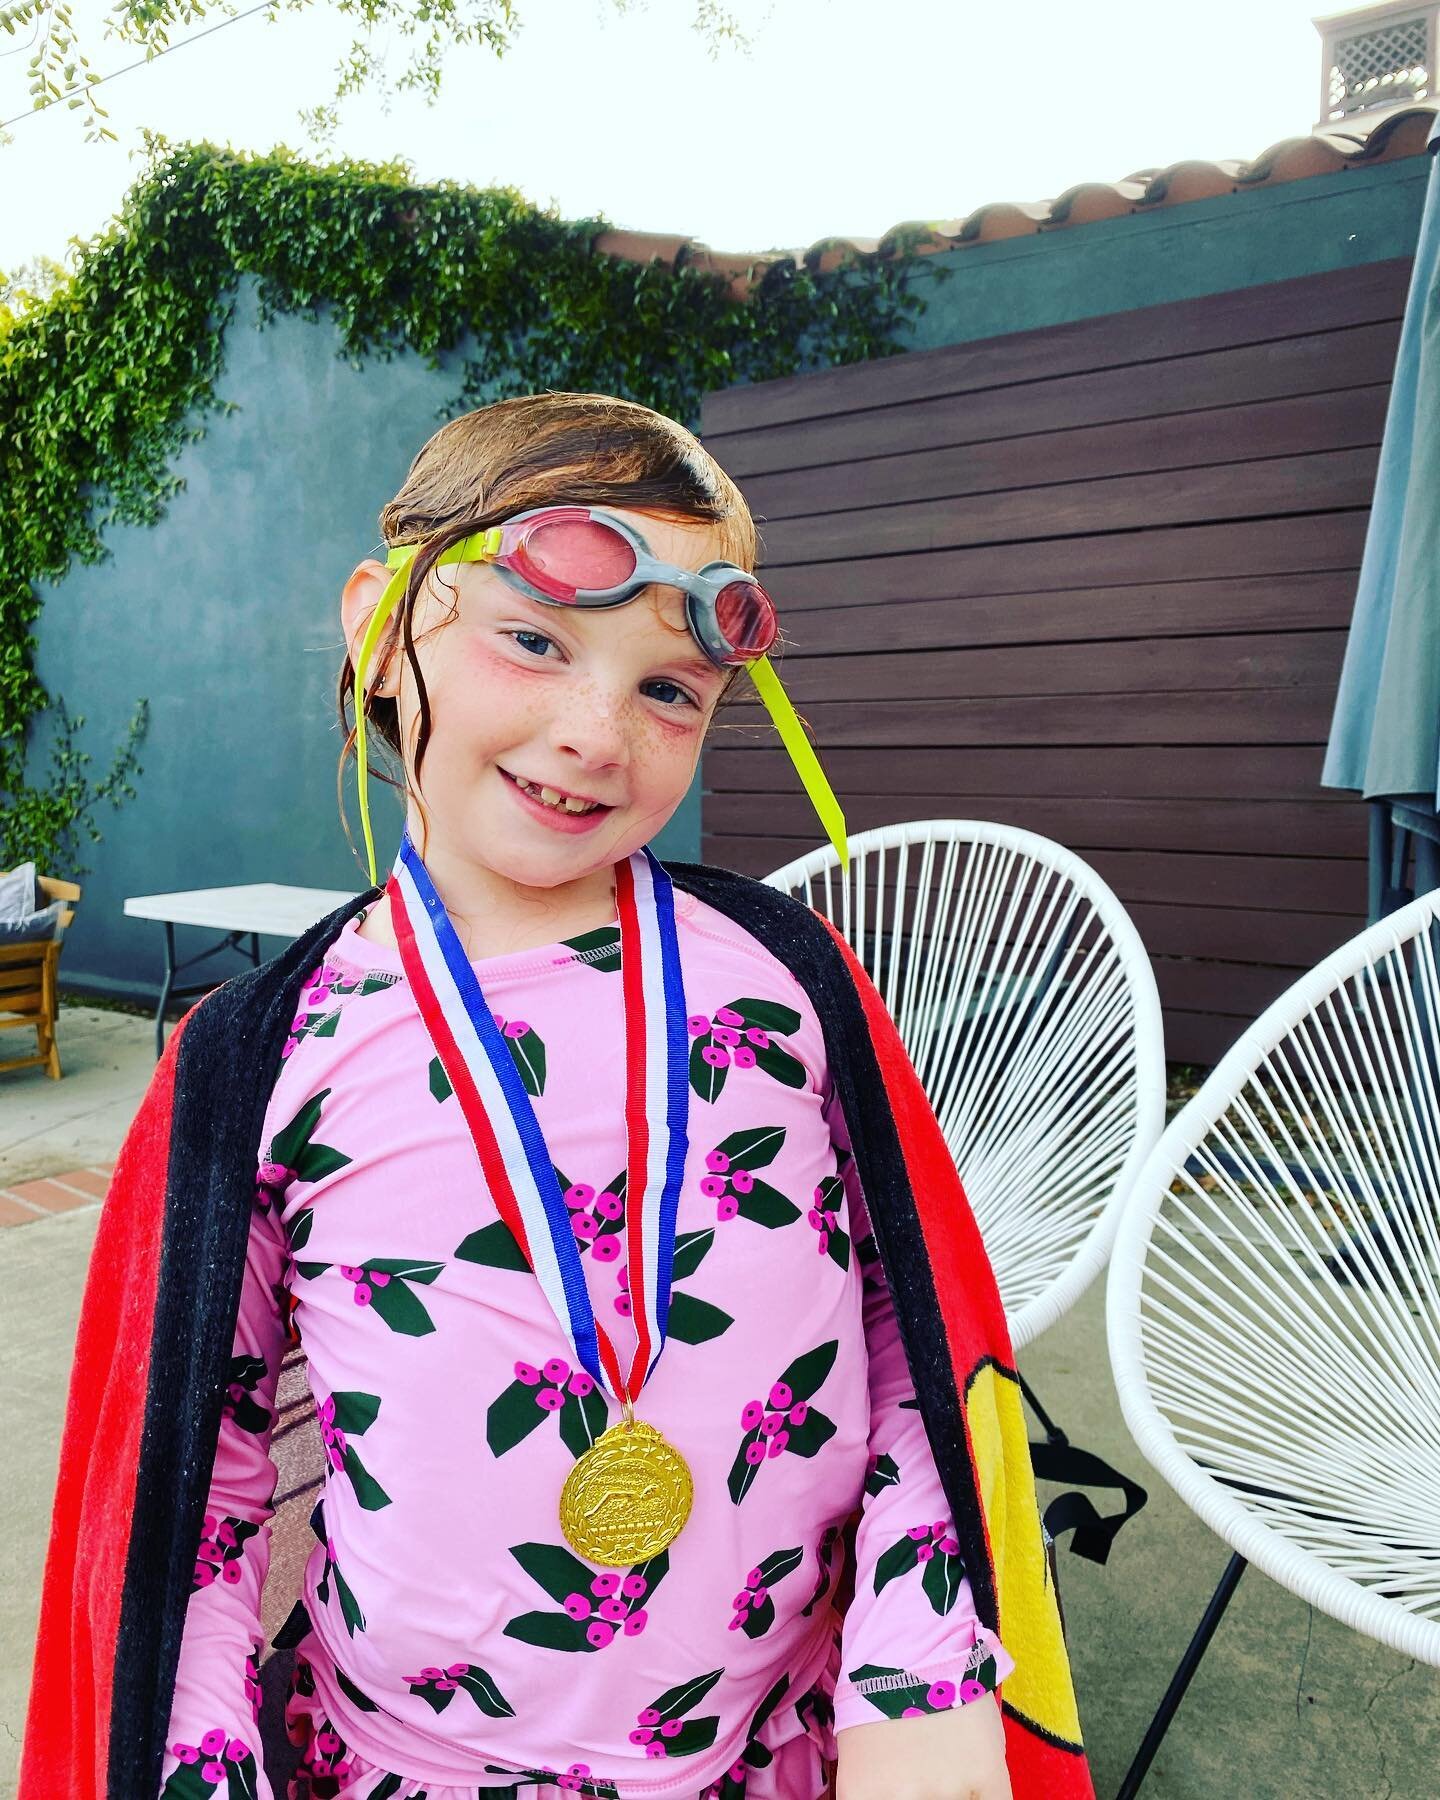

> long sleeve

[
  {"left": 157, "top": 1176, "right": 290, "bottom": 1796},
  {"left": 823, "top": 1078, "right": 1016, "bottom": 1735}
]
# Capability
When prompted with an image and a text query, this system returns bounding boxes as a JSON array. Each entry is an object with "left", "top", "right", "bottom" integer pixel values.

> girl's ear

[{"left": 341, "top": 559, "right": 396, "bottom": 680}]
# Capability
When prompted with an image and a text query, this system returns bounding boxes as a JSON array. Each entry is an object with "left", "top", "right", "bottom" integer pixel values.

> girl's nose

[{"left": 549, "top": 690, "right": 630, "bottom": 769}]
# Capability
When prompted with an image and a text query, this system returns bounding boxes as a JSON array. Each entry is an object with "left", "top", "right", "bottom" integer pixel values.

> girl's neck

[{"left": 358, "top": 846, "right": 621, "bottom": 960}]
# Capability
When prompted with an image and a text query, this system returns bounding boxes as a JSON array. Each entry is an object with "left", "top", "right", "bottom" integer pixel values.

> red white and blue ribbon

[{"left": 387, "top": 827, "right": 690, "bottom": 1406}]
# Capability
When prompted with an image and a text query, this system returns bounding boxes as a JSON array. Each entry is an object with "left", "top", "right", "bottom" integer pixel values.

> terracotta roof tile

[{"left": 589, "top": 102, "right": 1440, "bottom": 294}]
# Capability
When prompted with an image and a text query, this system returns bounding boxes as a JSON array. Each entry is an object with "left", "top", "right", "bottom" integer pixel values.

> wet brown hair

[{"left": 336, "top": 391, "right": 764, "bottom": 877}]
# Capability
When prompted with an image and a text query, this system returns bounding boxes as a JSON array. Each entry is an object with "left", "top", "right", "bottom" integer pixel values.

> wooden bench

[{"left": 0, "top": 875, "right": 81, "bottom": 1080}]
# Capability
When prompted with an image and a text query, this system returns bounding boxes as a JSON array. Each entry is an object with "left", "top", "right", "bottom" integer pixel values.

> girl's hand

[{"left": 835, "top": 1691, "right": 1013, "bottom": 1800}]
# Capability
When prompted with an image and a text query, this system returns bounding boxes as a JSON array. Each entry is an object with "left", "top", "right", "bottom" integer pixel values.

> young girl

[{"left": 19, "top": 394, "right": 1089, "bottom": 1800}]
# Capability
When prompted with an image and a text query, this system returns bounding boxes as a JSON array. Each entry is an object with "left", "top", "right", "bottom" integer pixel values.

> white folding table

[{"left": 123, "top": 883, "right": 360, "bottom": 1060}]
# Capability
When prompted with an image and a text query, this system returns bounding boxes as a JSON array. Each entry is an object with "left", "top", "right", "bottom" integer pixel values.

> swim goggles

[{"left": 351, "top": 503, "right": 848, "bottom": 885}]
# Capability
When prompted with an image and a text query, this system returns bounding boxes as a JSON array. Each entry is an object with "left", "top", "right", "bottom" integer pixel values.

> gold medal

[{"left": 559, "top": 1404, "right": 694, "bottom": 1567}]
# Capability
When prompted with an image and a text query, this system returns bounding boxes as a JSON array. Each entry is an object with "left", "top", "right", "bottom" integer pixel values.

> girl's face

[{"left": 342, "top": 507, "right": 736, "bottom": 902}]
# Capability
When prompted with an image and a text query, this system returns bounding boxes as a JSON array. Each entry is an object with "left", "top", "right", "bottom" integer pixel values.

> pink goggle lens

[
  {"left": 715, "top": 580, "right": 779, "bottom": 660},
  {"left": 512, "top": 516, "right": 637, "bottom": 602}
]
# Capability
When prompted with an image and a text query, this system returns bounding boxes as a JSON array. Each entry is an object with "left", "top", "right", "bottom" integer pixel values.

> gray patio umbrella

[{"left": 1322, "top": 110, "right": 1440, "bottom": 919}]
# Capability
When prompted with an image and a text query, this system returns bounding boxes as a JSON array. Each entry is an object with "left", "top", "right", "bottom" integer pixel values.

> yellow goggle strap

[
  {"left": 352, "top": 529, "right": 504, "bottom": 887},
  {"left": 747, "top": 654, "right": 849, "bottom": 870},
  {"left": 352, "top": 534, "right": 848, "bottom": 883}
]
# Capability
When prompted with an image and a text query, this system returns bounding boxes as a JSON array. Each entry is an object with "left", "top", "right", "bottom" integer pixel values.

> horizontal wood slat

[
  {"left": 743, "top": 388, "right": 1389, "bottom": 521},
  {"left": 766, "top": 572, "right": 1359, "bottom": 654},
  {"left": 703, "top": 258, "right": 1411, "bottom": 434},
  {"left": 703, "top": 744, "right": 1346, "bottom": 801},
  {"left": 700, "top": 260, "right": 1394, "bottom": 1067},
  {"left": 709, "top": 323, "right": 1403, "bottom": 478},
  {"left": 763, "top": 514, "right": 1368, "bottom": 611}
]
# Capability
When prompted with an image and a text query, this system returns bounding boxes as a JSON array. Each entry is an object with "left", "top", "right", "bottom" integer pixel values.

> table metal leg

[{"left": 153, "top": 924, "right": 268, "bottom": 1060}]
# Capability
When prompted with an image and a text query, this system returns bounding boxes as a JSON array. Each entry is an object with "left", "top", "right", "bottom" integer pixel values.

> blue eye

[
  {"left": 644, "top": 679, "right": 698, "bottom": 710},
  {"left": 512, "top": 630, "right": 555, "bottom": 657}
]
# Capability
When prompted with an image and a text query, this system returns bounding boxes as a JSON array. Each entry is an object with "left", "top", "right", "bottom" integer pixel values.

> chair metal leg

[{"left": 1114, "top": 1551, "right": 1248, "bottom": 1800}]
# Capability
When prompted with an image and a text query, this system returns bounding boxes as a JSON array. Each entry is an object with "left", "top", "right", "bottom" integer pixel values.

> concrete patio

[{"left": 1, "top": 1002, "right": 1435, "bottom": 1798}]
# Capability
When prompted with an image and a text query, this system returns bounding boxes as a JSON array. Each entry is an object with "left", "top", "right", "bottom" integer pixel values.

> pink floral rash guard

[{"left": 161, "top": 886, "right": 1013, "bottom": 1799}]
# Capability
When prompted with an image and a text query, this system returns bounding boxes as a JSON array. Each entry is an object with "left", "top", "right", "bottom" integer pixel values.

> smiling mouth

[{"left": 499, "top": 768, "right": 612, "bottom": 816}]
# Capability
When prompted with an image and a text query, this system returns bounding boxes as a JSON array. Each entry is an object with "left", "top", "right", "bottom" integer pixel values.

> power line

[{"left": 0, "top": 0, "right": 278, "bottom": 130}]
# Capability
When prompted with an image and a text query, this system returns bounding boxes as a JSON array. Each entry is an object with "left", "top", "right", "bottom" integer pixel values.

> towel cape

[{"left": 19, "top": 859, "right": 1092, "bottom": 1800}]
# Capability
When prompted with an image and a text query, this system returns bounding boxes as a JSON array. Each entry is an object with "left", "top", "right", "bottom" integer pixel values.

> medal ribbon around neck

[{"left": 387, "top": 829, "right": 690, "bottom": 1407}]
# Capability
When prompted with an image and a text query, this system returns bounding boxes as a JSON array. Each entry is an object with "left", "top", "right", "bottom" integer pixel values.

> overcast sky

[{"left": 1, "top": 0, "right": 1354, "bottom": 277}]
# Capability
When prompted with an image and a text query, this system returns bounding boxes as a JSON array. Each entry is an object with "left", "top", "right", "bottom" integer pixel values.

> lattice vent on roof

[{"left": 1327, "top": 13, "right": 1430, "bottom": 116}]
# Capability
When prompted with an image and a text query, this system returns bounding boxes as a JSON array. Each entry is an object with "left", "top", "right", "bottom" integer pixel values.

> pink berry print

[
  {"left": 699, "top": 1175, "right": 727, "bottom": 1199},
  {"left": 590, "top": 1572, "right": 620, "bottom": 1597},
  {"left": 660, "top": 1719, "right": 683, "bottom": 1738},
  {"left": 564, "top": 1592, "right": 591, "bottom": 1618},
  {"left": 711, "top": 1025, "right": 741, "bottom": 1047},
  {"left": 543, "top": 1357, "right": 571, "bottom": 1384},
  {"left": 960, "top": 1678, "right": 989, "bottom": 1703},
  {"left": 744, "top": 1442, "right": 766, "bottom": 1466},
  {"left": 596, "top": 1190, "right": 623, "bottom": 1220},
  {"left": 503, "top": 1019, "right": 531, "bottom": 1037},
  {"left": 615, "top": 1294, "right": 632, "bottom": 1316},
  {"left": 733, "top": 1046, "right": 757, "bottom": 1069},
  {"left": 623, "top": 1609, "right": 648, "bottom": 1635},
  {"left": 687, "top": 1014, "right": 710, "bottom": 1037},
  {"left": 586, "top": 1620, "right": 615, "bottom": 1648},
  {"left": 938, "top": 1535, "right": 960, "bottom": 1554},
  {"left": 369, "top": 1269, "right": 391, "bottom": 1287},
  {"left": 746, "top": 1027, "right": 770, "bottom": 1048},
  {"left": 701, "top": 1044, "right": 731, "bottom": 1069},
  {"left": 598, "top": 1597, "right": 627, "bottom": 1622},
  {"left": 637, "top": 1707, "right": 662, "bottom": 1727},
  {"left": 564, "top": 1183, "right": 595, "bottom": 1210},
  {"left": 789, "top": 1402, "right": 809, "bottom": 1426},
  {"left": 630, "top": 1727, "right": 655, "bottom": 1745},
  {"left": 928, "top": 1680, "right": 957, "bottom": 1709},
  {"left": 353, "top": 1283, "right": 373, "bottom": 1305},
  {"left": 201, "top": 1728, "right": 227, "bottom": 1755},
  {"left": 591, "top": 1237, "right": 621, "bottom": 1263},
  {"left": 769, "top": 1381, "right": 792, "bottom": 1409},
  {"left": 740, "top": 1399, "right": 764, "bottom": 1430},
  {"left": 536, "top": 1387, "right": 564, "bottom": 1411},
  {"left": 705, "top": 1150, "right": 730, "bottom": 1173},
  {"left": 916, "top": 1542, "right": 935, "bottom": 1561},
  {"left": 714, "top": 1006, "right": 743, "bottom": 1027},
  {"left": 573, "top": 1214, "right": 599, "bottom": 1239},
  {"left": 514, "top": 1361, "right": 541, "bottom": 1385},
  {"left": 902, "top": 1705, "right": 926, "bottom": 1718},
  {"left": 621, "top": 1573, "right": 648, "bottom": 1598},
  {"left": 716, "top": 1196, "right": 739, "bottom": 1221},
  {"left": 730, "top": 1169, "right": 754, "bottom": 1194},
  {"left": 767, "top": 1430, "right": 790, "bottom": 1457},
  {"left": 568, "top": 1371, "right": 595, "bottom": 1397}
]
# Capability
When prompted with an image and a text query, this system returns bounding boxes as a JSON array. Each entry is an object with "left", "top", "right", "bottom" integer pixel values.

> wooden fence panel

[{"left": 699, "top": 260, "right": 1408, "bottom": 1065}]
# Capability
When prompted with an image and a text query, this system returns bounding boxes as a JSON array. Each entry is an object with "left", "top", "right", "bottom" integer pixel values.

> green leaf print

[
  {"left": 752, "top": 1041, "right": 807, "bottom": 1088},
  {"left": 341, "top": 1444, "right": 393, "bottom": 1511},
  {"left": 360, "top": 1259, "right": 443, "bottom": 1336},
  {"left": 561, "top": 923, "right": 622, "bottom": 972},
  {"left": 459, "top": 1667, "right": 516, "bottom": 1717},
  {"left": 736, "top": 1177, "right": 800, "bottom": 1228},
  {"left": 487, "top": 1378, "right": 553, "bottom": 1457},
  {"left": 287, "top": 1206, "right": 316, "bottom": 1253},
  {"left": 747, "top": 1672, "right": 791, "bottom": 1742},
  {"left": 658, "top": 1716, "right": 718, "bottom": 1756},
  {"left": 293, "top": 1261, "right": 329, "bottom": 1281},
  {"left": 714, "top": 1125, "right": 787, "bottom": 1170},
  {"left": 557, "top": 1383, "right": 610, "bottom": 1457},
  {"left": 689, "top": 1033, "right": 729, "bottom": 1103},
  {"left": 873, "top": 1534, "right": 921, "bottom": 1594},
  {"left": 783, "top": 1408, "right": 836, "bottom": 1457},
  {"left": 865, "top": 1452, "right": 901, "bottom": 1496},
  {"left": 670, "top": 1228, "right": 713, "bottom": 1280},
  {"left": 922, "top": 1546, "right": 969, "bottom": 1616},
  {"left": 800, "top": 1525, "right": 840, "bottom": 1617},
  {"left": 503, "top": 1610, "right": 595, "bottom": 1653},
  {"left": 777, "top": 1339, "right": 838, "bottom": 1403},
  {"left": 331, "top": 1391, "right": 380, "bottom": 1434},
  {"left": 846, "top": 1664, "right": 948, "bottom": 1721},
  {"left": 757, "top": 1545, "right": 805, "bottom": 1585},
  {"left": 666, "top": 1293, "right": 733, "bottom": 1345},
  {"left": 510, "top": 1540, "right": 596, "bottom": 1605},
  {"left": 732, "top": 999, "right": 802, "bottom": 1034},
  {"left": 650, "top": 1666, "right": 724, "bottom": 1723},
  {"left": 429, "top": 1055, "right": 452, "bottom": 1103},
  {"left": 270, "top": 1090, "right": 353, "bottom": 1185},
  {"left": 335, "top": 1665, "right": 379, "bottom": 1710},
  {"left": 455, "top": 1218, "right": 530, "bottom": 1270},
  {"left": 504, "top": 1023, "right": 547, "bottom": 1096}
]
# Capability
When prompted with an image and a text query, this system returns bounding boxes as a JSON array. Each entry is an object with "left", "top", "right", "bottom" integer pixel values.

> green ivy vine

[{"left": 0, "top": 133, "right": 929, "bottom": 877}]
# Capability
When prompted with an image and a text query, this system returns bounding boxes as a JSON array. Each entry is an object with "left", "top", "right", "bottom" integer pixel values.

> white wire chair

[
  {"left": 1106, "top": 887, "right": 1440, "bottom": 1793},
  {"left": 764, "top": 819, "right": 1166, "bottom": 1352}
]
